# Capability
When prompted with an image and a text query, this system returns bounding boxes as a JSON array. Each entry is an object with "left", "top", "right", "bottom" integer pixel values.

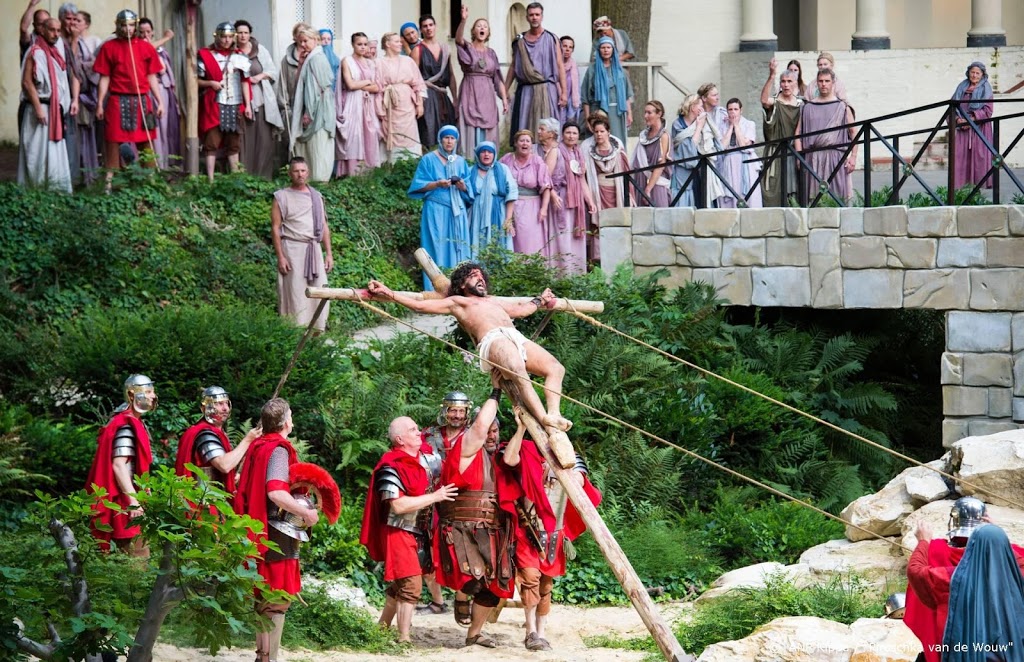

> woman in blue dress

[
  {"left": 468, "top": 141, "right": 518, "bottom": 258},
  {"left": 408, "top": 125, "right": 474, "bottom": 289}
]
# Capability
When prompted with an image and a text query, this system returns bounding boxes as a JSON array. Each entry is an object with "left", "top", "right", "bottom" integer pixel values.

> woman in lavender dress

[
  {"left": 499, "top": 130, "right": 552, "bottom": 257},
  {"left": 454, "top": 5, "right": 507, "bottom": 158},
  {"left": 950, "top": 61, "right": 995, "bottom": 191}
]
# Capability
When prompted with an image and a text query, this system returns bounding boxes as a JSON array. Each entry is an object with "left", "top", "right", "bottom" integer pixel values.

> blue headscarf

[
  {"left": 592, "top": 36, "right": 628, "bottom": 118},
  {"left": 437, "top": 125, "right": 460, "bottom": 156},
  {"left": 942, "top": 525, "right": 1024, "bottom": 661},
  {"left": 436, "top": 125, "right": 465, "bottom": 219},
  {"left": 952, "top": 61, "right": 994, "bottom": 114},
  {"left": 474, "top": 141, "right": 497, "bottom": 170},
  {"left": 319, "top": 29, "right": 340, "bottom": 89}
]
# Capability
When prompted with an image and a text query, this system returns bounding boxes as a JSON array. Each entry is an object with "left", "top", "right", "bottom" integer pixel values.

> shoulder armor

[
  {"left": 420, "top": 451, "right": 442, "bottom": 484},
  {"left": 375, "top": 465, "right": 405, "bottom": 501},
  {"left": 112, "top": 425, "right": 137, "bottom": 458},
  {"left": 194, "top": 430, "right": 227, "bottom": 464},
  {"left": 573, "top": 453, "right": 589, "bottom": 476}
]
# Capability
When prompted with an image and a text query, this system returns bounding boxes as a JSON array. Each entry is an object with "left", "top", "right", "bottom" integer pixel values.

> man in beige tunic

[{"left": 271, "top": 156, "right": 333, "bottom": 331}]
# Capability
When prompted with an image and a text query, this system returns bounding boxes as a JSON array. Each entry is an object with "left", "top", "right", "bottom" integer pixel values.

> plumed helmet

[
  {"left": 123, "top": 374, "right": 157, "bottom": 414},
  {"left": 201, "top": 385, "right": 231, "bottom": 425},
  {"left": 269, "top": 494, "right": 315, "bottom": 542},
  {"left": 947, "top": 496, "right": 987, "bottom": 545},
  {"left": 437, "top": 390, "right": 472, "bottom": 426},
  {"left": 214, "top": 21, "right": 236, "bottom": 37},
  {"left": 884, "top": 592, "right": 906, "bottom": 619},
  {"left": 116, "top": 9, "right": 138, "bottom": 25}
]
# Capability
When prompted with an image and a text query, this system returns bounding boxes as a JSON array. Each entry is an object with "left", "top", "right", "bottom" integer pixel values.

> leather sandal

[
  {"left": 466, "top": 633, "right": 498, "bottom": 648},
  {"left": 525, "top": 632, "right": 552, "bottom": 651},
  {"left": 415, "top": 600, "right": 448, "bottom": 615},
  {"left": 454, "top": 596, "right": 472, "bottom": 626}
]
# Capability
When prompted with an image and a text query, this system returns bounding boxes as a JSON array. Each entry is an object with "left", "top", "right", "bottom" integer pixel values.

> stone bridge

[{"left": 599, "top": 204, "right": 1024, "bottom": 447}]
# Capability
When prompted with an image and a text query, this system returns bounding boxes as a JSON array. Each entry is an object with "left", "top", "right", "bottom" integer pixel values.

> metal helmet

[
  {"left": 123, "top": 374, "right": 157, "bottom": 415},
  {"left": 268, "top": 493, "right": 316, "bottom": 541},
  {"left": 947, "top": 496, "right": 987, "bottom": 546},
  {"left": 437, "top": 390, "right": 472, "bottom": 427},
  {"left": 115, "top": 9, "right": 138, "bottom": 38},
  {"left": 884, "top": 592, "right": 906, "bottom": 619},
  {"left": 201, "top": 386, "right": 231, "bottom": 425},
  {"left": 214, "top": 22, "right": 236, "bottom": 38}
]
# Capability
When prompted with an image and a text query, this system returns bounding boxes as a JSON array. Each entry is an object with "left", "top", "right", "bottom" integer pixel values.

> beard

[{"left": 463, "top": 281, "right": 487, "bottom": 297}]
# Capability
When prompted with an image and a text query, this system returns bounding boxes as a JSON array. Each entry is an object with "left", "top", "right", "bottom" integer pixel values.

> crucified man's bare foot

[{"left": 542, "top": 413, "right": 572, "bottom": 431}]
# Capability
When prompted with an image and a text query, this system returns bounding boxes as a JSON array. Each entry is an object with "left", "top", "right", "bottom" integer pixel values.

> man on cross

[{"left": 367, "top": 261, "right": 571, "bottom": 432}]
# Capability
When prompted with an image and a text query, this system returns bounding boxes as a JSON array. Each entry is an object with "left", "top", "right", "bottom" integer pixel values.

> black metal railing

[{"left": 610, "top": 98, "right": 1024, "bottom": 208}]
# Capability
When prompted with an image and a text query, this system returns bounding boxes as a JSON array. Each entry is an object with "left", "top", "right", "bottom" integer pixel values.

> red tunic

[
  {"left": 197, "top": 47, "right": 248, "bottom": 134},
  {"left": 93, "top": 37, "right": 161, "bottom": 143},
  {"left": 360, "top": 448, "right": 431, "bottom": 582},
  {"left": 507, "top": 438, "right": 601, "bottom": 577},
  {"left": 174, "top": 420, "right": 236, "bottom": 493},
  {"left": 85, "top": 412, "right": 153, "bottom": 550},
  {"left": 234, "top": 433, "right": 300, "bottom": 594},
  {"left": 905, "top": 538, "right": 1024, "bottom": 662},
  {"left": 434, "top": 438, "right": 521, "bottom": 597}
]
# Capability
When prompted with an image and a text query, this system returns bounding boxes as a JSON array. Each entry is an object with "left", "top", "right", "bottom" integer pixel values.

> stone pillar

[
  {"left": 967, "top": 0, "right": 1006, "bottom": 47},
  {"left": 851, "top": 0, "right": 890, "bottom": 50},
  {"left": 739, "top": 0, "right": 777, "bottom": 52}
]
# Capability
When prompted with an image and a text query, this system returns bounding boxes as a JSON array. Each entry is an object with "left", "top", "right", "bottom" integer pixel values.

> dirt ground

[{"left": 152, "top": 602, "right": 689, "bottom": 662}]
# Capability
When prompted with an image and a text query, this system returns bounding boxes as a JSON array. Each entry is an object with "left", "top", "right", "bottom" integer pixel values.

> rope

[
  {"left": 350, "top": 297, "right": 913, "bottom": 554},
  {"left": 562, "top": 304, "right": 1024, "bottom": 513},
  {"left": 126, "top": 30, "right": 161, "bottom": 168}
]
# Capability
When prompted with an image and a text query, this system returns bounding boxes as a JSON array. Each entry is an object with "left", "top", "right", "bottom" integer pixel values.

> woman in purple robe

[
  {"left": 951, "top": 61, "right": 995, "bottom": 191},
  {"left": 549, "top": 121, "right": 595, "bottom": 274},
  {"left": 559, "top": 36, "right": 581, "bottom": 126},
  {"left": 630, "top": 101, "right": 672, "bottom": 207},
  {"left": 454, "top": 5, "right": 507, "bottom": 159},
  {"left": 499, "top": 130, "right": 552, "bottom": 257}
]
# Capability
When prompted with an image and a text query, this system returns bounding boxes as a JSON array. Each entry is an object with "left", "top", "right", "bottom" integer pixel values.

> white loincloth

[{"left": 476, "top": 326, "right": 530, "bottom": 373}]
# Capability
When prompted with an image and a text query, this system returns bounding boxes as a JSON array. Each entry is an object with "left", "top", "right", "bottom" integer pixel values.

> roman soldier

[
  {"left": 501, "top": 406, "right": 601, "bottom": 651},
  {"left": 361, "top": 416, "right": 451, "bottom": 643},
  {"left": 174, "top": 385, "right": 260, "bottom": 495},
  {"left": 421, "top": 390, "right": 472, "bottom": 458},
  {"left": 85, "top": 374, "right": 157, "bottom": 555}
]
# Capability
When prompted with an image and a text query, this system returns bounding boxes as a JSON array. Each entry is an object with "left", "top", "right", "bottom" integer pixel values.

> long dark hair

[{"left": 448, "top": 262, "right": 490, "bottom": 297}]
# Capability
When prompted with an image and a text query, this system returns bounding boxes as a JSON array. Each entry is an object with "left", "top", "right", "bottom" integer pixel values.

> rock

[
  {"left": 903, "top": 460, "right": 951, "bottom": 505},
  {"left": 696, "top": 616, "right": 920, "bottom": 662},
  {"left": 799, "top": 539, "right": 906, "bottom": 588},
  {"left": 302, "top": 575, "right": 370, "bottom": 609},
  {"left": 841, "top": 473, "right": 916, "bottom": 541},
  {"left": 951, "top": 431, "right": 1024, "bottom": 507},
  {"left": 696, "top": 562, "right": 812, "bottom": 603},
  {"left": 900, "top": 498, "right": 1024, "bottom": 555}
]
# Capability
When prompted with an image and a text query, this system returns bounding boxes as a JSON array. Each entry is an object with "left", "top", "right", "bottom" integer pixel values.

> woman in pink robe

[
  {"left": 336, "top": 32, "right": 382, "bottom": 176},
  {"left": 499, "top": 130, "right": 552, "bottom": 257},
  {"left": 951, "top": 61, "right": 995, "bottom": 191},
  {"left": 376, "top": 32, "right": 425, "bottom": 161}
]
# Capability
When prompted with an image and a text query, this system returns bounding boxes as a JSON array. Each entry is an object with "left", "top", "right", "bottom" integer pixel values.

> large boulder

[
  {"left": 840, "top": 458, "right": 950, "bottom": 542},
  {"left": 798, "top": 539, "right": 906, "bottom": 588},
  {"left": 951, "top": 431, "right": 1024, "bottom": 507},
  {"left": 899, "top": 498, "right": 1024, "bottom": 556},
  {"left": 696, "top": 562, "right": 813, "bottom": 603},
  {"left": 696, "top": 616, "right": 919, "bottom": 662}
]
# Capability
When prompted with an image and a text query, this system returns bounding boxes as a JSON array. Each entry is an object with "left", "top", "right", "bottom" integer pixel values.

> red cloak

[
  {"left": 197, "top": 47, "right": 246, "bottom": 134},
  {"left": 85, "top": 412, "right": 153, "bottom": 550},
  {"left": 360, "top": 448, "right": 431, "bottom": 581},
  {"left": 905, "top": 538, "right": 1024, "bottom": 662},
  {"left": 174, "top": 420, "right": 236, "bottom": 493},
  {"left": 434, "top": 437, "right": 521, "bottom": 597},
  {"left": 508, "top": 438, "right": 602, "bottom": 576},
  {"left": 234, "top": 433, "right": 297, "bottom": 555},
  {"left": 421, "top": 425, "right": 466, "bottom": 457}
]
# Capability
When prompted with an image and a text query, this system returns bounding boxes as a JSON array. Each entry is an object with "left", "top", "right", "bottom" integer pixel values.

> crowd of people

[{"left": 17, "top": 2, "right": 998, "bottom": 277}]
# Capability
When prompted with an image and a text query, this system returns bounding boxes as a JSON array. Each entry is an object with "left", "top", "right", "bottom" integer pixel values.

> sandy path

[{"left": 153, "top": 602, "right": 687, "bottom": 661}]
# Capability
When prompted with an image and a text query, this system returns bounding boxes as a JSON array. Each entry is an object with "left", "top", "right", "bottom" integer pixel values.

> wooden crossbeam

[{"left": 305, "top": 287, "right": 605, "bottom": 314}]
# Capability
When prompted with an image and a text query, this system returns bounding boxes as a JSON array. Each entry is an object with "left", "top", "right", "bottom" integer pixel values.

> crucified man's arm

[
  {"left": 503, "top": 287, "right": 557, "bottom": 318},
  {"left": 367, "top": 280, "right": 456, "bottom": 314}
]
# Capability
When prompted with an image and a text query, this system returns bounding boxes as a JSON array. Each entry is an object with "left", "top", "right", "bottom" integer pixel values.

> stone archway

[{"left": 600, "top": 204, "right": 1024, "bottom": 448}]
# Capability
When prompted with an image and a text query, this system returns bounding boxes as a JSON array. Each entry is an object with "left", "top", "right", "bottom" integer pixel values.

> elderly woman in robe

[
  {"left": 290, "top": 26, "right": 336, "bottom": 182},
  {"left": 551, "top": 121, "right": 595, "bottom": 274},
  {"left": 468, "top": 141, "right": 517, "bottom": 256},
  {"left": 408, "top": 125, "right": 474, "bottom": 290},
  {"left": 319, "top": 28, "right": 340, "bottom": 89},
  {"left": 950, "top": 61, "right": 995, "bottom": 191},
  {"left": 500, "top": 129, "right": 553, "bottom": 258},
  {"left": 580, "top": 36, "right": 633, "bottom": 147}
]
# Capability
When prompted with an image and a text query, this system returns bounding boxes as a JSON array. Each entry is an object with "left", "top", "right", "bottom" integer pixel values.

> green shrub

[
  {"left": 676, "top": 573, "right": 884, "bottom": 656},
  {"left": 282, "top": 584, "right": 401, "bottom": 653}
]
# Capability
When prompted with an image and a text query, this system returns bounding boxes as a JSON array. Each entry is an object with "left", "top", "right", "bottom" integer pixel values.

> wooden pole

[
  {"left": 414, "top": 248, "right": 452, "bottom": 293},
  {"left": 509, "top": 399, "right": 693, "bottom": 662},
  {"left": 183, "top": 2, "right": 200, "bottom": 175},
  {"left": 305, "top": 287, "right": 605, "bottom": 314}
]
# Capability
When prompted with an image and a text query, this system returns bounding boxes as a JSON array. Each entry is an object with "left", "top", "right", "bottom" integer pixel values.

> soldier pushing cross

[{"left": 367, "top": 262, "right": 572, "bottom": 435}]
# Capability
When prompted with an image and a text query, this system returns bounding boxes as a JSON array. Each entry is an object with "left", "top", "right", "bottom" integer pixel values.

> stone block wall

[{"left": 600, "top": 205, "right": 1024, "bottom": 445}]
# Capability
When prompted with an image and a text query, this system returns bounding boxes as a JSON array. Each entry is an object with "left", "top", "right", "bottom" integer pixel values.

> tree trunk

[
  {"left": 127, "top": 542, "right": 184, "bottom": 662},
  {"left": 184, "top": 2, "right": 200, "bottom": 175},
  {"left": 591, "top": 0, "right": 654, "bottom": 136}
]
